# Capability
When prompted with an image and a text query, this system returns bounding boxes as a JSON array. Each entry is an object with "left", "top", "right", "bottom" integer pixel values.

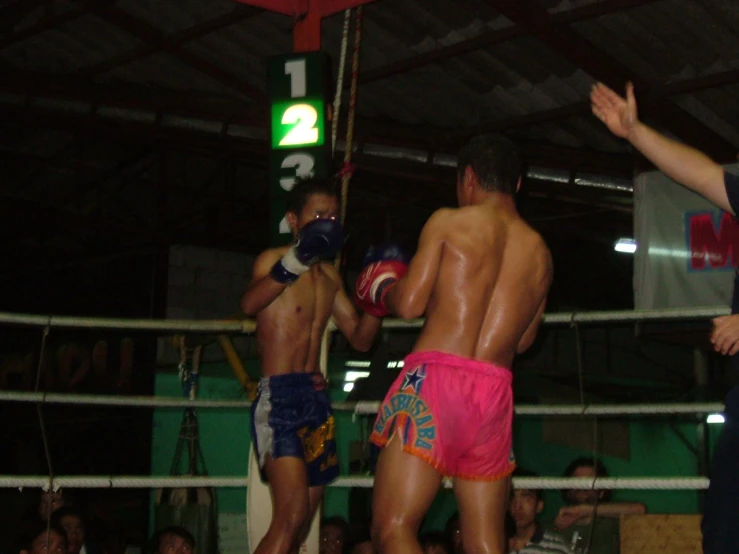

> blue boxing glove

[{"left": 270, "top": 219, "right": 345, "bottom": 284}]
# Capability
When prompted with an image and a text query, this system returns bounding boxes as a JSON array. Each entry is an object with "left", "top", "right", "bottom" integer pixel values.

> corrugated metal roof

[{"left": 3, "top": 0, "right": 739, "bottom": 161}]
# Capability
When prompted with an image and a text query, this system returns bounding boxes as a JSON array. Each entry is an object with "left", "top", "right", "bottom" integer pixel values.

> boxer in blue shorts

[{"left": 241, "top": 177, "right": 383, "bottom": 554}]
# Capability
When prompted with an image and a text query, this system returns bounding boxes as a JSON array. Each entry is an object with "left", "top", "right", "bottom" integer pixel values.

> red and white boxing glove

[{"left": 354, "top": 260, "right": 408, "bottom": 317}]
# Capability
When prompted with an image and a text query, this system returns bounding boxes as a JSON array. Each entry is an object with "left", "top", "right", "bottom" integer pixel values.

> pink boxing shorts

[{"left": 369, "top": 350, "right": 515, "bottom": 481}]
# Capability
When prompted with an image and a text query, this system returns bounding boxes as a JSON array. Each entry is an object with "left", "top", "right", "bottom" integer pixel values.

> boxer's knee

[
  {"left": 271, "top": 496, "right": 310, "bottom": 539},
  {"left": 371, "top": 515, "right": 415, "bottom": 551}
]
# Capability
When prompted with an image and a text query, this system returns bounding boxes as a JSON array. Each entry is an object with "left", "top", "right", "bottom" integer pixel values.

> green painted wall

[{"left": 150, "top": 360, "right": 720, "bottom": 535}]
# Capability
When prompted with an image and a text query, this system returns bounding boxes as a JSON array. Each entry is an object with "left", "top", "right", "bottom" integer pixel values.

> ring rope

[
  {"left": 0, "top": 391, "right": 724, "bottom": 415},
  {"left": 0, "top": 306, "right": 728, "bottom": 333},
  {"left": 0, "top": 475, "right": 710, "bottom": 490}
]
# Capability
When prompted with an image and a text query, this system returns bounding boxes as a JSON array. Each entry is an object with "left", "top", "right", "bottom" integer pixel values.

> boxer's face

[{"left": 288, "top": 193, "right": 339, "bottom": 237}]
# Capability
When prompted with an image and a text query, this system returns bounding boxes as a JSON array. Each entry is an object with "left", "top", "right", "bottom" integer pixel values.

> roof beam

[
  {"left": 82, "top": 3, "right": 267, "bottom": 103},
  {"left": 486, "top": 0, "right": 737, "bottom": 161},
  {"left": 81, "top": 5, "right": 262, "bottom": 76},
  {"left": 357, "top": 0, "right": 661, "bottom": 86}
]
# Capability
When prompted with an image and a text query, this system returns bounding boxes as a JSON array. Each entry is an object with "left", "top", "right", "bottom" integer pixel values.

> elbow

[
  {"left": 351, "top": 337, "right": 374, "bottom": 353},
  {"left": 240, "top": 294, "right": 257, "bottom": 316},
  {"left": 393, "top": 296, "right": 424, "bottom": 320},
  {"left": 516, "top": 337, "right": 534, "bottom": 355}
]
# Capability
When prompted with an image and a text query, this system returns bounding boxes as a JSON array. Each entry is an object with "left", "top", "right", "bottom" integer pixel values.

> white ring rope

[
  {"left": 0, "top": 306, "right": 728, "bottom": 333},
  {"left": 0, "top": 476, "right": 710, "bottom": 490},
  {"left": 0, "top": 391, "right": 724, "bottom": 415}
]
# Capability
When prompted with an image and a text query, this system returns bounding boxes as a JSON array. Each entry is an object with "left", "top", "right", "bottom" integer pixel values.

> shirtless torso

[{"left": 411, "top": 203, "right": 551, "bottom": 367}]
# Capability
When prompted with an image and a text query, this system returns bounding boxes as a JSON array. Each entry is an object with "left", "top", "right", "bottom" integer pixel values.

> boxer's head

[
  {"left": 456, "top": 135, "right": 522, "bottom": 206},
  {"left": 285, "top": 178, "right": 339, "bottom": 238}
]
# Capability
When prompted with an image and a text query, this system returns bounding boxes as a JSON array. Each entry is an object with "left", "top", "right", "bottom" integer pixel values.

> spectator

[
  {"left": 38, "top": 491, "right": 66, "bottom": 523},
  {"left": 444, "top": 514, "right": 463, "bottom": 554},
  {"left": 419, "top": 531, "right": 453, "bottom": 554},
  {"left": 551, "top": 457, "right": 645, "bottom": 554},
  {"left": 51, "top": 507, "right": 102, "bottom": 554},
  {"left": 508, "top": 471, "right": 568, "bottom": 554},
  {"left": 149, "top": 527, "right": 194, "bottom": 554},
  {"left": 17, "top": 522, "right": 68, "bottom": 554},
  {"left": 320, "top": 517, "right": 349, "bottom": 554}
]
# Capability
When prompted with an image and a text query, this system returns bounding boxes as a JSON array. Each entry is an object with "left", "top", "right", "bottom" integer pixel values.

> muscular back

[{"left": 413, "top": 205, "right": 552, "bottom": 368}]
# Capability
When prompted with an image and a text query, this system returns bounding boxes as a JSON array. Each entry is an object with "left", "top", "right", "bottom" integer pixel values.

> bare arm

[
  {"left": 384, "top": 210, "right": 448, "bottom": 319},
  {"left": 517, "top": 249, "right": 553, "bottom": 354},
  {"left": 240, "top": 249, "right": 287, "bottom": 315},
  {"left": 591, "top": 82, "right": 731, "bottom": 214},
  {"left": 327, "top": 265, "right": 382, "bottom": 352},
  {"left": 594, "top": 502, "right": 647, "bottom": 518}
]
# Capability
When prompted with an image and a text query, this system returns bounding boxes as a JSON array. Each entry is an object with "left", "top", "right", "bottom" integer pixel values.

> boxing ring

[{"left": 0, "top": 304, "right": 728, "bottom": 493}]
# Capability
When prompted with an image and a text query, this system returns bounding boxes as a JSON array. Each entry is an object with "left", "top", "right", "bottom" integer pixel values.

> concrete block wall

[{"left": 157, "top": 245, "right": 255, "bottom": 365}]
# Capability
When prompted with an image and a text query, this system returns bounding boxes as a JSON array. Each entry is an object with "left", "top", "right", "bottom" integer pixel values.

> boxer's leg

[
  {"left": 254, "top": 455, "right": 310, "bottom": 554},
  {"left": 453, "top": 476, "right": 511, "bottom": 554},
  {"left": 371, "top": 436, "right": 443, "bottom": 554}
]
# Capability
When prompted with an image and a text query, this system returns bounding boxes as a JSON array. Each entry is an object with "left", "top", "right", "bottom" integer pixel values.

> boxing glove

[
  {"left": 270, "top": 219, "right": 345, "bottom": 284},
  {"left": 362, "top": 242, "right": 410, "bottom": 267},
  {"left": 355, "top": 245, "right": 408, "bottom": 317}
]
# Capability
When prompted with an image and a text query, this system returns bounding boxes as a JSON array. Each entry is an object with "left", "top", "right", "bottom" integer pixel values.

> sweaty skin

[
  {"left": 242, "top": 194, "right": 379, "bottom": 376},
  {"left": 372, "top": 170, "right": 553, "bottom": 554},
  {"left": 240, "top": 192, "right": 380, "bottom": 554},
  {"left": 386, "top": 201, "right": 552, "bottom": 368}
]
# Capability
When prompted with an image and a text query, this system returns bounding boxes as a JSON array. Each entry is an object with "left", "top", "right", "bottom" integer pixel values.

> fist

[
  {"left": 354, "top": 260, "right": 408, "bottom": 317},
  {"left": 271, "top": 219, "right": 345, "bottom": 284}
]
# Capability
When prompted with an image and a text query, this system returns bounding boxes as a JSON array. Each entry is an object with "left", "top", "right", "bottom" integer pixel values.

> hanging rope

[
  {"left": 331, "top": 9, "right": 351, "bottom": 156},
  {"left": 338, "top": 5, "right": 363, "bottom": 228},
  {"left": 33, "top": 327, "right": 54, "bottom": 494}
]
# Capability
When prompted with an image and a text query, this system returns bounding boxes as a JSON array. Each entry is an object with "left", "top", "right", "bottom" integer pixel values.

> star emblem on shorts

[{"left": 401, "top": 366, "right": 424, "bottom": 394}]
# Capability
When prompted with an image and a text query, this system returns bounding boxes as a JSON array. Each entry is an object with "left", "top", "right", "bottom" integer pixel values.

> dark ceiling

[{"left": 1, "top": 0, "right": 738, "bottom": 312}]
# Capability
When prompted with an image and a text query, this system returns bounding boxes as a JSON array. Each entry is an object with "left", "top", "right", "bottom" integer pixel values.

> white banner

[{"left": 634, "top": 165, "right": 739, "bottom": 310}]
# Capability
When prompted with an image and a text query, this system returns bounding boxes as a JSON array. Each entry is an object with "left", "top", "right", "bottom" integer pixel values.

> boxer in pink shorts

[
  {"left": 354, "top": 135, "right": 553, "bottom": 554},
  {"left": 370, "top": 350, "right": 514, "bottom": 481}
]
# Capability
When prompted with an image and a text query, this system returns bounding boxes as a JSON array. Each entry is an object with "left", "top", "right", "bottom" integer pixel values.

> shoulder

[
  {"left": 421, "top": 207, "right": 460, "bottom": 237},
  {"left": 318, "top": 261, "right": 342, "bottom": 284}
]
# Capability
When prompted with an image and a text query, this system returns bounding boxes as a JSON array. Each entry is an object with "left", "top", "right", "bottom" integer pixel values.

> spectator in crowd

[
  {"left": 38, "top": 491, "right": 67, "bottom": 523},
  {"left": 419, "top": 531, "right": 453, "bottom": 554},
  {"left": 444, "top": 514, "right": 463, "bottom": 554},
  {"left": 508, "top": 470, "right": 568, "bottom": 554},
  {"left": 17, "top": 522, "right": 68, "bottom": 554},
  {"left": 320, "top": 517, "right": 349, "bottom": 554},
  {"left": 51, "top": 507, "right": 102, "bottom": 554},
  {"left": 551, "top": 457, "right": 645, "bottom": 554},
  {"left": 149, "top": 527, "right": 194, "bottom": 554}
]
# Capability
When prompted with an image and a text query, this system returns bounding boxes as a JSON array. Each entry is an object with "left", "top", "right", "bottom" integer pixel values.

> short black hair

[
  {"left": 512, "top": 467, "right": 543, "bottom": 501},
  {"left": 419, "top": 531, "right": 453, "bottom": 554},
  {"left": 17, "top": 521, "right": 68, "bottom": 552},
  {"left": 563, "top": 456, "right": 612, "bottom": 502},
  {"left": 457, "top": 134, "right": 523, "bottom": 194},
  {"left": 285, "top": 177, "right": 339, "bottom": 216},
  {"left": 151, "top": 526, "right": 196, "bottom": 553},
  {"left": 321, "top": 516, "right": 349, "bottom": 540}
]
